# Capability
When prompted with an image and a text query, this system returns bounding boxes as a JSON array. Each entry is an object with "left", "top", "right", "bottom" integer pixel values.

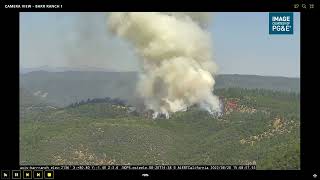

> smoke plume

[{"left": 107, "top": 12, "right": 221, "bottom": 118}]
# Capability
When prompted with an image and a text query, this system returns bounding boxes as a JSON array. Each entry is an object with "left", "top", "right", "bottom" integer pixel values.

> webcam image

[{"left": 19, "top": 12, "right": 300, "bottom": 169}]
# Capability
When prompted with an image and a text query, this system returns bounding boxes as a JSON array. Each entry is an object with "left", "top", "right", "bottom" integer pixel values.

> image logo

[{"left": 269, "top": 12, "right": 293, "bottom": 34}]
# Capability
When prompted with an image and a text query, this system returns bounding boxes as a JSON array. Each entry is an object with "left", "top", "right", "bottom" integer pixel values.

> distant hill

[
  {"left": 20, "top": 87, "right": 44, "bottom": 107},
  {"left": 215, "top": 74, "right": 300, "bottom": 93},
  {"left": 20, "top": 71, "right": 138, "bottom": 107},
  {"left": 20, "top": 65, "right": 114, "bottom": 74},
  {"left": 20, "top": 71, "right": 300, "bottom": 107},
  {"left": 20, "top": 86, "right": 58, "bottom": 121}
]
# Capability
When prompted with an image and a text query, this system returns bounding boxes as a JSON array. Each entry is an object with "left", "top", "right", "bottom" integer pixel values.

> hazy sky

[{"left": 20, "top": 12, "right": 300, "bottom": 77}]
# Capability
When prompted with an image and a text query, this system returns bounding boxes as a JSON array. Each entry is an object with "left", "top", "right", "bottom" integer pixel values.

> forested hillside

[{"left": 20, "top": 88, "right": 300, "bottom": 169}]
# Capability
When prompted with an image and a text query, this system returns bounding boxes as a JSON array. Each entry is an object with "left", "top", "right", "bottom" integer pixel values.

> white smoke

[{"left": 107, "top": 12, "right": 221, "bottom": 118}]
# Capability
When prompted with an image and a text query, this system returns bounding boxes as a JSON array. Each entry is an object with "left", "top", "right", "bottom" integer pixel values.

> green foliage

[{"left": 20, "top": 88, "right": 300, "bottom": 169}]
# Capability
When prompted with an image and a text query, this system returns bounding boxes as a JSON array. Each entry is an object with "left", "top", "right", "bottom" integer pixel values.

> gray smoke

[{"left": 108, "top": 12, "right": 222, "bottom": 118}]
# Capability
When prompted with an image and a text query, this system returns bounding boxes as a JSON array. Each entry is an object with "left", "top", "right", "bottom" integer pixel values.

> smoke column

[{"left": 108, "top": 12, "right": 221, "bottom": 118}]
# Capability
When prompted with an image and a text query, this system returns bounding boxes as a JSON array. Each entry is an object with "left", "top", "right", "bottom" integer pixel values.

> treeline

[
  {"left": 68, "top": 97, "right": 127, "bottom": 108},
  {"left": 215, "top": 88, "right": 300, "bottom": 99}
]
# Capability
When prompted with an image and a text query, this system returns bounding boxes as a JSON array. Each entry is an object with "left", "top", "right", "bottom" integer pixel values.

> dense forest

[{"left": 20, "top": 87, "right": 300, "bottom": 169}]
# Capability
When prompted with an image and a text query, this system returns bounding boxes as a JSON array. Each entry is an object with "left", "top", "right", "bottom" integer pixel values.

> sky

[{"left": 20, "top": 12, "right": 300, "bottom": 77}]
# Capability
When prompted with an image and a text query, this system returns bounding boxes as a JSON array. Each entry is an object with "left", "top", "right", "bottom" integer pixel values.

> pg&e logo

[{"left": 269, "top": 12, "right": 293, "bottom": 35}]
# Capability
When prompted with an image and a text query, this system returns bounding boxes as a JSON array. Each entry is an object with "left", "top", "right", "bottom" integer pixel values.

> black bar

[
  {"left": 19, "top": 165, "right": 257, "bottom": 170},
  {"left": 0, "top": 0, "right": 319, "bottom": 179},
  {"left": 0, "top": 0, "right": 318, "bottom": 12}
]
